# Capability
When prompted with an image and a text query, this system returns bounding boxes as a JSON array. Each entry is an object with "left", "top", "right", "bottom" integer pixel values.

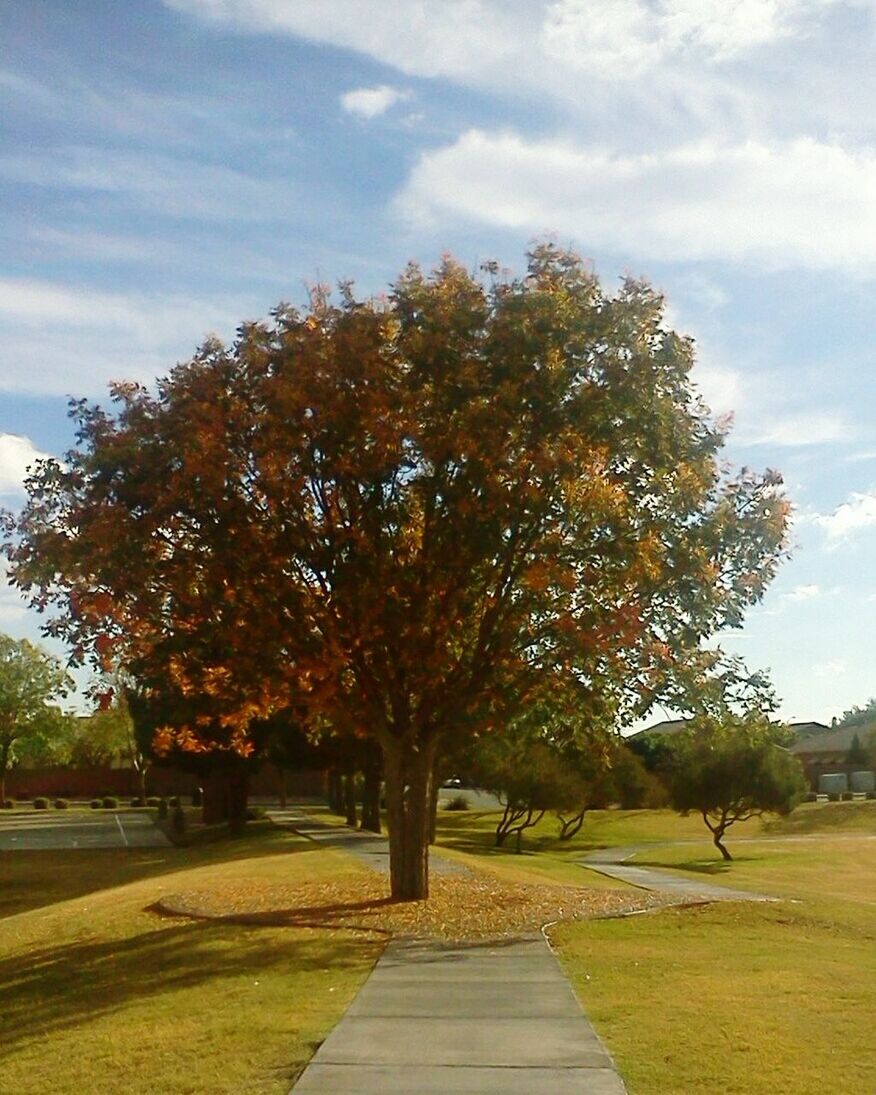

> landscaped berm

[{"left": 1, "top": 800, "right": 874, "bottom": 1093}]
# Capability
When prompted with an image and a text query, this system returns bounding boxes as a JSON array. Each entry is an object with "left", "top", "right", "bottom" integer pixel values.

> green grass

[
  {"left": 0, "top": 828, "right": 382, "bottom": 1093},
  {"left": 548, "top": 804, "right": 876, "bottom": 1094}
]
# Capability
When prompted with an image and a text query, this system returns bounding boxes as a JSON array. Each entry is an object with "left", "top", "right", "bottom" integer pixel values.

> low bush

[
  {"left": 53, "top": 798, "right": 69, "bottom": 810},
  {"left": 172, "top": 804, "right": 187, "bottom": 834},
  {"left": 245, "top": 806, "right": 266, "bottom": 821},
  {"left": 827, "top": 792, "right": 840, "bottom": 802},
  {"left": 841, "top": 791, "right": 854, "bottom": 801},
  {"left": 3, "top": 800, "right": 14, "bottom": 809},
  {"left": 102, "top": 796, "right": 120, "bottom": 809},
  {"left": 805, "top": 791, "right": 818, "bottom": 803},
  {"left": 867, "top": 791, "right": 876, "bottom": 800},
  {"left": 168, "top": 795, "right": 180, "bottom": 808},
  {"left": 33, "top": 797, "right": 50, "bottom": 810},
  {"left": 146, "top": 796, "right": 161, "bottom": 808},
  {"left": 130, "top": 797, "right": 144, "bottom": 807},
  {"left": 157, "top": 797, "right": 169, "bottom": 819},
  {"left": 90, "top": 799, "right": 102, "bottom": 809},
  {"left": 191, "top": 786, "right": 203, "bottom": 807},
  {"left": 443, "top": 794, "right": 470, "bottom": 811}
]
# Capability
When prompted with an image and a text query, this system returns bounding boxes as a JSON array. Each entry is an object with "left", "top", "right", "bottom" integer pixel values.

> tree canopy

[
  {"left": 668, "top": 715, "right": 806, "bottom": 860},
  {"left": 3, "top": 244, "right": 789, "bottom": 897},
  {"left": 0, "top": 634, "right": 70, "bottom": 805}
]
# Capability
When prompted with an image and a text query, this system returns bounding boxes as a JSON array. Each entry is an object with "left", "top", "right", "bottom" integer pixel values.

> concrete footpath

[
  {"left": 292, "top": 936, "right": 626, "bottom": 1094},
  {"left": 582, "top": 845, "right": 774, "bottom": 902},
  {"left": 279, "top": 809, "right": 628, "bottom": 1093}
]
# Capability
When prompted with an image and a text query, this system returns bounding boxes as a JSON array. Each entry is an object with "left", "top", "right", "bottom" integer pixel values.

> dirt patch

[{"left": 156, "top": 871, "right": 672, "bottom": 940}]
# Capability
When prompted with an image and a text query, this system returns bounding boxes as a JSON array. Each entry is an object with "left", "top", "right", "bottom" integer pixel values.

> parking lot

[{"left": 0, "top": 808, "right": 171, "bottom": 850}]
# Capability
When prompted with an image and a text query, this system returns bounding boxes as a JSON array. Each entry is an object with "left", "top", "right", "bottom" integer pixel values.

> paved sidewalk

[
  {"left": 268, "top": 808, "right": 470, "bottom": 875},
  {"left": 582, "top": 845, "right": 774, "bottom": 902},
  {"left": 292, "top": 936, "right": 627, "bottom": 1093}
]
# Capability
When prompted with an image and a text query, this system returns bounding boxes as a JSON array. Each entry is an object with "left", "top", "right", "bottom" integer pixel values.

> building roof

[
  {"left": 788, "top": 722, "right": 874, "bottom": 756},
  {"left": 628, "top": 718, "right": 690, "bottom": 739}
]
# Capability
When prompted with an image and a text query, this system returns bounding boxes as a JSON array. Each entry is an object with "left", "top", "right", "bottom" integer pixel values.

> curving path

[{"left": 581, "top": 844, "right": 775, "bottom": 903}]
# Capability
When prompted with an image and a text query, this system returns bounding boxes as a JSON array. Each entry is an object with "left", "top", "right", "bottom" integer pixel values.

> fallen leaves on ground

[{"left": 156, "top": 871, "right": 674, "bottom": 940}]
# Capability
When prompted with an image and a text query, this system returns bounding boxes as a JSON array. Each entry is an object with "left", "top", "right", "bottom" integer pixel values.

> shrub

[
  {"left": 3, "top": 800, "right": 14, "bottom": 809},
  {"left": 841, "top": 791, "right": 854, "bottom": 801},
  {"left": 827, "top": 792, "right": 840, "bottom": 802},
  {"left": 102, "top": 796, "right": 120, "bottom": 809},
  {"left": 168, "top": 795, "right": 180, "bottom": 808},
  {"left": 805, "top": 791, "right": 818, "bottom": 803},
  {"left": 443, "top": 794, "right": 470, "bottom": 811},
  {"left": 130, "top": 797, "right": 144, "bottom": 807},
  {"left": 191, "top": 786, "right": 203, "bottom": 807},
  {"left": 157, "top": 797, "right": 169, "bottom": 819},
  {"left": 33, "top": 797, "right": 50, "bottom": 810},
  {"left": 90, "top": 798, "right": 102, "bottom": 809},
  {"left": 245, "top": 806, "right": 266, "bottom": 821},
  {"left": 172, "top": 803, "right": 187, "bottom": 834},
  {"left": 866, "top": 790, "right": 876, "bottom": 800},
  {"left": 53, "top": 798, "right": 69, "bottom": 810},
  {"left": 146, "top": 796, "right": 161, "bottom": 808}
]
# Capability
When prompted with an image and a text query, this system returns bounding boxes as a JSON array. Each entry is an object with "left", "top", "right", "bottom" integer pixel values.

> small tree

[
  {"left": 846, "top": 732, "right": 869, "bottom": 768},
  {"left": 467, "top": 731, "right": 579, "bottom": 852},
  {"left": 669, "top": 716, "right": 806, "bottom": 861},
  {"left": 0, "top": 634, "right": 70, "bottom": 805}
]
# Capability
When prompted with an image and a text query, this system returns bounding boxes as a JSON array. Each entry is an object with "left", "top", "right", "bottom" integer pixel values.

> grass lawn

[
  {"left": 0, "top": 827, "right": 382, "bottom": 1094},
  {"left": 547, "top": 803, "right": 876, "bottom": 1094}
]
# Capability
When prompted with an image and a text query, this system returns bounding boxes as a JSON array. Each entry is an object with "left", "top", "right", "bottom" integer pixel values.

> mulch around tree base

[{"left": 155, "top": 872, "right": 674, "bottom": 940}]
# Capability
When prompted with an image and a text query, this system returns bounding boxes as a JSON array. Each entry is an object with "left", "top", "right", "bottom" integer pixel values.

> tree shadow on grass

[
  {"left": 0, "top": 916, "right": 379, "bottom": 1058},
  {"left": 153, "top": 894, "right": 399, "bottom": 934},
  {"left": 0, "top": 828, "right": 318, "bottom": 919}
]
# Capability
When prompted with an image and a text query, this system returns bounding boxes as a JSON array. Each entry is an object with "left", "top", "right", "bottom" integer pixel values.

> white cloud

[
  {"left": 341, "top": 85, "right": 408, "bottom": 119},
  {"left": 814, "top": 658, "right": 847, "bottom": 678},
  {"left": 0, "top": 434, "right": 48, "bottom": 495},
  {"left": 164, "top": 1, "right": 835, "bottom": 80},
  {"left": 398, "top": 130, "right": 876, "bottom": 272},
  {"left": 0, "top": 147, "right": 291, "bottom": 221},
  {"left": 785, "top": 584, "right": 821, "bottom": 601},
  {"left": 815, "top": 490, "right": 876, "bottom": 541},
  {"left": 0, "top": 279, "right": 258, "bottom": 396}
]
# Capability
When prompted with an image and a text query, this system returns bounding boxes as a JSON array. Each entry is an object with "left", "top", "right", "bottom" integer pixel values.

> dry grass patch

[{"left": 158, "top": 871, "right": 671, "bottom": 939}]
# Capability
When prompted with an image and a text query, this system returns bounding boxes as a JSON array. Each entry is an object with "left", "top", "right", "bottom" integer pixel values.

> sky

[{"left": 1, "top": 0, "right": 874, "bottom": 723}]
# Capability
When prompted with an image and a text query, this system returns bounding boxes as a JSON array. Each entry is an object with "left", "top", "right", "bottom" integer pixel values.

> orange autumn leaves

[{"left": 3, "top": 245, "right": 789, "bottom": 764}]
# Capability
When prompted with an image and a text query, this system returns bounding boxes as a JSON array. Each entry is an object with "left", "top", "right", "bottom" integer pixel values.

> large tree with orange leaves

[{"left": 3, "top": 245, "right": 788, "bottom": 899}]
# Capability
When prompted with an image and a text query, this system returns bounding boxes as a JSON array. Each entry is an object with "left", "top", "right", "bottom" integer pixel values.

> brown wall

[{"left": 6, "top": 764, "right": 326, "bottom": 801}]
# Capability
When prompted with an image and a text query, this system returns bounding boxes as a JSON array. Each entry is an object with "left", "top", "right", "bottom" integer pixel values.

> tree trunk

[
  {"left": 714, "top": 830, "right": 732, "bottom": 861},
  {"left": 328, "top": 765, "right": 344, "bottom": 814},
  {"left": 343, "top": 773, "right": 358, "bottom": 827},
  {"left": 138, "top": 765, "right": 148, "bottom": 802},
  {"left": 428, "top": 774, "right": 439, "bottom": 844},
  {"left": 558, "top": 809, "right": 587, "bottom": 841},
  {"left": 228, "top": 765, "right": 249, "bottom": 836},
  {"left": 0, "top": 741, "right": 10, "bottom": 808},
  {"left": 383, "top": 737, "right": 436, "bottom": 901},
  {"left": 360, "top": 753, "right": 382, "bottom": 834}
]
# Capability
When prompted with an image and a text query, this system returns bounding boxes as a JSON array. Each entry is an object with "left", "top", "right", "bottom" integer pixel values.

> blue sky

[{"left": 1, "top": 0, "right": 874, "bottom": 722}]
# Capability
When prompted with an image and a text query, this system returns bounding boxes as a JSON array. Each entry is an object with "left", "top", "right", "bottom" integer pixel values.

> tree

[
  {"left": 70, "top": 686, "right": 151, "bottom": 799},
  {"left": 838, "top": 698, "right": 876, "bottom": 729},
  {"left": 0, "top": 635, "right": 70, "bottom": 805},
  {"left": 669, "top": 715, "right": 806, "bottom": 861},
  {"left": 4, "top": 245, "right": 789, "bottom": 899},
  {"left": 845, "top": 732, "right": 869, "bottom": 768}
]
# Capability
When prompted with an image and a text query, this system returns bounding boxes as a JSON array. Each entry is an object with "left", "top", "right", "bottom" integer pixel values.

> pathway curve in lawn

[
  {"left": 268, "top": 808, "right": 470, "bottom": 875},
  {"left": 278, "top": 809, "right": 628, "bottom": 1092},
  {"left": 581, "top": 844, "right": 775, "bottom": 902}
]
